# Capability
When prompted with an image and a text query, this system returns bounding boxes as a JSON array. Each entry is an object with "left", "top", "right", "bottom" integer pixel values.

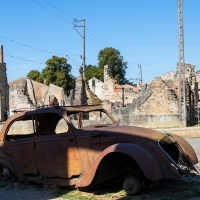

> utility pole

[
  {"left": 138, "top": 64, "right": 142, "bottom": 93},
  {"left": 122, "top": 87, "right": 124, "bottom": 107},
  {"left": 178, "top": 0, "right": 186, "bottom": 127},
  {"left": 73, "top": 19, "right": 86, "bottom": 78}
]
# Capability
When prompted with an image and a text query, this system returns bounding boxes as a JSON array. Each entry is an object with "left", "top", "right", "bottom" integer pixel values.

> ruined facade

[
  {"left": 87, "top": 65, "right": 180, "bottom": 128},
  {"left": 195, "top": 70, "right": 200, "bottom": 104},
  {"left": 88, "top": 65, "right": 140, "bottom": 106},
  {"left": 7, "top": 61, "right": 197, "bottom": 127},
  {"left": 0, "top": 45, "right": 9, "bottom": 121},
  {"left": 9, "top": 77, "right": 72, "bottom": 115}
]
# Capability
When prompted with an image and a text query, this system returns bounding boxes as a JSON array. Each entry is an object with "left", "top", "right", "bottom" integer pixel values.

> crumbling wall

[
  {"left": 0, "top": 63, "right": 9, "bottom": 121},
  {"left": 9, "top": 78, "right": 34, "bottom": 114},
  {"left": 44, "top": 84, "right": 65, "bottom": 106},
  {"left": 88, "top": 77, "right": 105, "bottom": 100},
  {"left": 73, "top": 76, "right": 87, "bottom": 106},
  {"left": 139, "top": 77, "right": 178, "bottom": 115},
  {"left": 103, "top": 65, "right": 141, "bottom": 105},
  {"left": 9, "top": 78, "right": 71, "bottom": 113},
  {"left": 109, "top": 77, "right": 179, "bottom": 128}
]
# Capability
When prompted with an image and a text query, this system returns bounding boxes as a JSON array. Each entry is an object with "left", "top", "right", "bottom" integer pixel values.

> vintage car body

[{"left": 0, "top": 104, "right": 199, "bottom": 194}]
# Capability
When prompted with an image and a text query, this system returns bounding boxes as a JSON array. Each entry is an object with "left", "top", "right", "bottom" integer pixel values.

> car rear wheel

[
  {"left": 0, "top": 164, "right": 15, "bottom": 183},
  {"left": 123, "top": 176, "right": 141, "bottom": 195}
]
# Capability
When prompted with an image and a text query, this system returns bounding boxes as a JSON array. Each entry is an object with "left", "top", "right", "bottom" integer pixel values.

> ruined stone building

[
  {"left": 85, "top": 64, "right": 196, "bottom": 127},
  {"left": 195, "top": 70, "right": 200, "bottom": 104},
  {"left": 88, "top": 65, "right": 140, "bottom": 106},
  {"left": 6, "top": 56, "right": 197, "bottom": 127},
  {"left": 9, "top": 77, "right": 72, "bottom": 115},
  {"left": 0, "top": 45, "right": 9, "bottom": 121}
]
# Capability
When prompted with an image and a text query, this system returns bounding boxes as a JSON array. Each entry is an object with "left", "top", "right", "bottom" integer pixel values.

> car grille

[{"left": 159, "top": 135, "right": 191, "bottom": 171}]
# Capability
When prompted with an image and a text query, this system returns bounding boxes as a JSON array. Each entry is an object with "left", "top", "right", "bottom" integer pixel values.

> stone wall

[
  {"left": 108, "top": 77, "right": 180, "bottom": 128},
  {"left": 0, "top": 62, "right": 9, "bottom": 121},
  {"left": 87, "top": 65, "right": 140, "bottom": 105},
  {"left": 9, "top": 78, "right": 34, "bottom": 113},
  {"left": 9, "top": 77, "right": 71, "bottom": 115},
  {"left": 0, "top": 45, "right": 9, "bottom": 121},
  {"left": 88, "top": 78, "right": 105, "bottom": 100}
]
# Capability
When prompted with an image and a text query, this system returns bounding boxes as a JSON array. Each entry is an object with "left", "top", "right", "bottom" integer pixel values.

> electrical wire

[
  {"left": 33, "top": 0, "right": 72, "bottom": 24},
  {"left": 4, "top": 53, "right": 44, "bottom": 65},
  {"left": 1, "top": 35, "right": 82, "bottom": 68},
  {"left": 40, "top": 0, "right": 107, "bottom": 48},
  {"left": 0, "top": 36, "right": 66, "bottom": 56},
  {"left": 43, "top": 0, "right": 74, "bottom": 19}
]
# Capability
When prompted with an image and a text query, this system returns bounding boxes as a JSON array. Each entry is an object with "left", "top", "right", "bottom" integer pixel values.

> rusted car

[{"left": 0, "top": 104, "right": 199, "bottom": 194}]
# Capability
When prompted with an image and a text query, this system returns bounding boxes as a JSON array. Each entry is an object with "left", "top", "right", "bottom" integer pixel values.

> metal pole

[
  {"left": 178, "top": 0, "right": 186, "bottom": 127},
  {"left": 73, "top": 19, "right": 86, "bottom": 78},
  {"left": 122, "top": 87, "right": 124, "bottom": 107},
  {"left": 82, "top": 19, "right": 85, "bottom": 78},
  {"left": 138, "top": 64, "right": 142, "bottom": 93}
]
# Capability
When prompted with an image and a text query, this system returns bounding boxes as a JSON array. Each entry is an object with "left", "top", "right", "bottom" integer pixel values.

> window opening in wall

[{"left": 92, "top": 80, "right": 95, "bottom": 87}]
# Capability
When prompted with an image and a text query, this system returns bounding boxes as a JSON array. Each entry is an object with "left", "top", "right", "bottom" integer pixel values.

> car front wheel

[
  {"left": 0, "top": 164, "right": 15, "bottom": 183},
  {"left": 123, "top": 176, "right": 141, "bottom": 195}
]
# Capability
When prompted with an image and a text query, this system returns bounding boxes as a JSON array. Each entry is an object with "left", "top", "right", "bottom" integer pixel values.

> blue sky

[{"left": 1, "top": 0, "right": 200, "bottom": 83}]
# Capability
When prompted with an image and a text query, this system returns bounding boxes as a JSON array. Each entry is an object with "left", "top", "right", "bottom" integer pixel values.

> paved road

[{"left": 186, "top": 138, "right": 200, "bottom": 169}]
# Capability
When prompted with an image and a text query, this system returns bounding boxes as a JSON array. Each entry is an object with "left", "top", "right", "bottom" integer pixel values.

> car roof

[{"left": 12, "top": 104, "right": 105, "bottom": 115}]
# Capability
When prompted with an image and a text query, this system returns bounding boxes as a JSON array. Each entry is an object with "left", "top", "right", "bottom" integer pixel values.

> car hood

[{"left": 90, "top": 125, "right": 165, "bottom": 142}]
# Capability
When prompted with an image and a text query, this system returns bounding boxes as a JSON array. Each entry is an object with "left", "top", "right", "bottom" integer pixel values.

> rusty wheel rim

[
  {"left": 0, "top": 164, "right": 15, "bottom": 183},
  {"left": 123, "top": 177, "right": 141, "bottom": 195}
]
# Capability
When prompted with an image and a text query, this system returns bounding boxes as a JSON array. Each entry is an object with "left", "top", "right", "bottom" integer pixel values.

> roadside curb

[{"left": 155, "top": 126, "right": 200, "bottom": 132}]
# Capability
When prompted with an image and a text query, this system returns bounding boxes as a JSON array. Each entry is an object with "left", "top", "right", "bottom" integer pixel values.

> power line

[
  {"left": 0, "top": 36, "right": 66, "bottom": 56},
  {"left": 85, "top": 29, "right": 106, "bottom": 47},
  {"left": 4, "top": 54, "right": 44, "bottom": 64},
  {"left": 1, "top": 35, "right": 83, "bottom": 67},
  {"left": 44, "top": 0, "right": 74, "bottom": 19},
  {"left": 4, "top": 53, "right": 80, "bottom": 70},
  {"left": 36, "top": 0, "right": 107, "bottom": 49},
  {"left": 33, "top": 0, "right": 72, "bottom": 24}
]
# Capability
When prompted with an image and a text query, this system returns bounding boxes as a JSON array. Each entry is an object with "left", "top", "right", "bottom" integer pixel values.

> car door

[
  {"left": 3, "top": 115, "right": 38, "bottom": 175},
  {"left": 34, "top": 113, "right": 82, "bottom": 178}
]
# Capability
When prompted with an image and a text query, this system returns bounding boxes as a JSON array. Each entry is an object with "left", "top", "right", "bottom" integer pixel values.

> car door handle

[
  {"left": 2, "top": 147, "right": 8, "bottom": 152},
  {"left": 66, "top": 139, "right": 73, "bottom": 143}
]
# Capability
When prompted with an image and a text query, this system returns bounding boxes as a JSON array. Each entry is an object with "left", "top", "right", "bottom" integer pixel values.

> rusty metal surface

[
  {"left": 171, "top": 134, "right": 198, "bottom": 164},
  {"left": 0, "top": 105, "right": 198, "bottom": 188}
]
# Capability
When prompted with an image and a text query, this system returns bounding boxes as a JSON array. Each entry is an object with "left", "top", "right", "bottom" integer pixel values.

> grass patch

[
  {"left": 57, "top": 189, "right": 96, "bottom": 200},
  {"left": 0, "top": 182, "right": 8, "bottom": 188}
]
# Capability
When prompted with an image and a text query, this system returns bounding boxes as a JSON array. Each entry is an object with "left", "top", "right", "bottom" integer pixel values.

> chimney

[{"left": 0, "top": 45, "right": 3, "bottom": 63}]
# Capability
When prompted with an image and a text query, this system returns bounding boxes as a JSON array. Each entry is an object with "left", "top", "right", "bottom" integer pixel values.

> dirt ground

[{"left": 1, "top": 176, "right": 200, "bottom": 200}]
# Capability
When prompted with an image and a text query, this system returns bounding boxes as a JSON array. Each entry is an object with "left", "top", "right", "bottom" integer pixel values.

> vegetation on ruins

[
  {"left": 98, "top": 47, "right": 129, "bottom": 84},
  {"left": 27, "top": 70, "right": 43, "bottom": 83},
  {"left": 85, "top": 64, "right": 102, "bottom": 81},
  {"left": 27, "top": 56, "right": 75, "bottom": 95},
  {"left": 27, "top": 47, "right": 130, "bottom": 93},
  {"left": 84, "top": 47, "right": 129, "bottom": 84}
]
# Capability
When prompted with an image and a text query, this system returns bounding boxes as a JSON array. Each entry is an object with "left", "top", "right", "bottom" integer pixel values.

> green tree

[
  {"left": 98, "top": 47, "right": 128, "bottom": 84},
  {"left": 27, "top": 70, "right": 43, "bottom": 83},
  {"left": 85, "top": 65, "right": 103, "bottom": 81},
  {"left": 41, "top": 56, "right": 75, "bottom": 95}
]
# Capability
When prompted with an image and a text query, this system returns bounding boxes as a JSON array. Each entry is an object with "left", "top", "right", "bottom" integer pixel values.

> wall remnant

[
  {"left": 0, "top": 45, "right": 9, "bottom": 121},
  {"left": 9, "top": 77, "right": 71, "bottom": 115}
]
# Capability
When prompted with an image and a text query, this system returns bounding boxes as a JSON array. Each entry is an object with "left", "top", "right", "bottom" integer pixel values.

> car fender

[
  {"left": 76, "top": 143, "right": 164, "bottom": 188},
  {"left": 171, "top": 134, "right": 198, "bottom": 164},
  {"left": 0, "top": 154, "right": 24, "bottom": 181}
]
